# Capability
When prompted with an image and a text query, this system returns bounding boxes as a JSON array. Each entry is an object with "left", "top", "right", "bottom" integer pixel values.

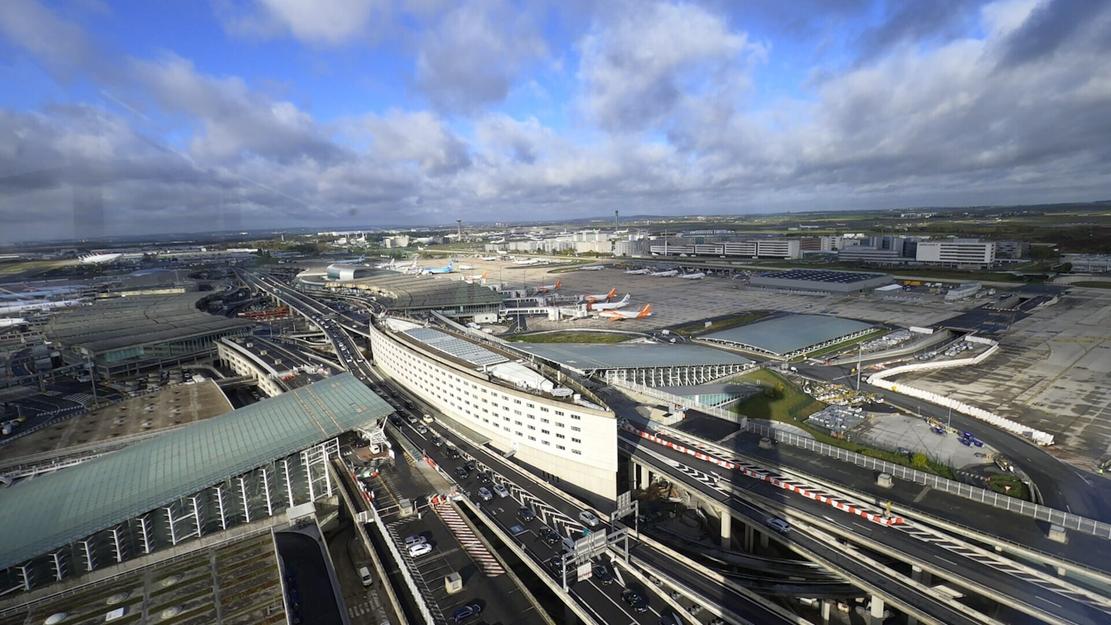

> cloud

[
  {"left": 218, "top": 0, "right": 389, "bottom": 45},
  {"left": 577, "top": 1, "right": 765, "bottom": 131},
  {"left": 855, "top": 0, "right": 981, "bottom": 61},
  {"left": 0, "top": 0, "right": 117, "bottom": 82},
  {"left": 995, "top": 0, "right": 1111, "bottom": 68},
  {"left": 360, "top": 109, "right": 471, "bottom": 175},
  {"left": 414, "top": 0, "right": 547, "bottom": 113}
]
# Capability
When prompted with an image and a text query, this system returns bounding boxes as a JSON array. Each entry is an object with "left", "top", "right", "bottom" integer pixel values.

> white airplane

[
  {"left": 534, "top": 279, "right": 561, "bottom": 293},
  {"left": 650, "top": 269, "right": 679, "bottom": 277},
  {"left": 580, "top": 288, "right": 618, "bottom": 304},
  {"left": 496, "top": 250, "right": 509, "bottom": 256},
  {"left": 463, "top": 270, "right": 488, "bottom": 284},
  {"left": 599, "top": 304, "right": 652, "bottom": 321},
  {"left": 679, "top": 272, "right": 706, "bottom": 280},
  {"left": 588, "top": 294, "right": 631, "bottom": 312},
  {"left": 457, "top": 264, "right": 475, "bottom": 271},
  {"left": 389, "top": 256, "right": 420, "bottom": 272},
  {"left": 578, "top": 265, "right": 605, "bottom": 271},
  {"left": 625, "top": 268, "right": 650, "bottom": 275},
  {"left": 480, "top": 256, "right": 498, "bottom": 261},
  {"left": 513, "top": 258, "right": 545, "bottom": 265},
  {"left": 375, "top": 258, "right": 395, "bottom": 269}
]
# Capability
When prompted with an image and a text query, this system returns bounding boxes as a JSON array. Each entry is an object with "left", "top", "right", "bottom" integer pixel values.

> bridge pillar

[
  {"left": 820, "top": 599, "right": 831, "bottom": 624},
  {"left": 718, "top": 507, "right": 731, "bottom": 549},
  {"left": 869, "top": 595, "right": 885, "bottom": 623},
  {"left": 911, "top": 564, "right": 930, "bottom": 585},
  {"left": 759, "top": 529, "right": 770, "bottom": 550},
  {"left": 742, "top": 522, "right": 755, "bottom": 552}
]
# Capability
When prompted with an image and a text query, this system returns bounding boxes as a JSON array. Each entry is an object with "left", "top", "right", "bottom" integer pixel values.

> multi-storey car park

[
  {"left": 368, "top": 316, "right": 620, "bottom": 503},
  {"left": 0, "top": 374, "right": 390, "bottom": 593}
]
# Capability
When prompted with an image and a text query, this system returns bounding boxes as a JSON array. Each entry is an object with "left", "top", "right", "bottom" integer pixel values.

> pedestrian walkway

[{"left": 434, "top": 502, "right": 505, "bottom": 577}]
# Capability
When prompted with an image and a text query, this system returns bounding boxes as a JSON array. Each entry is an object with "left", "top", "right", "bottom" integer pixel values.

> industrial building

[
  {"left": 701, "top": 314, "right": 877, "bottom": 359},
  {"left": 507, "top": 342, "right": 753, "bottom": 386},
  {"left": 43, "top": 294, "right": 253, "bottom": 379},
  {"left": 297, "top": 266, "right": 503, "bottom": 321},
  {"left": 0, "top": 374, "right": 391, "bottom": 593},
  {"left": 749, "top": 269, "right": 894, "bottom": 293},
  {"left": 369, "top": 317, "right": 618, "bottom": 503},
  {"left": 915, "top": 239, "right": 996, "bottom": 268},
  {"left": 647, "top": 238, "right": 802, "bottom": 259}
]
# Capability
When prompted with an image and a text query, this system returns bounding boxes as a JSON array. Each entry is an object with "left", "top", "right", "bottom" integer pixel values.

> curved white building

[{"left": 369, "top": 318, "right": 618, "bottom": 503}]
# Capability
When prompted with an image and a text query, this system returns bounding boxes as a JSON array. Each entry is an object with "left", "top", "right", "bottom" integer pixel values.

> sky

[{"left": 0, "top": 0, "right": 1109, "bottom": 242}]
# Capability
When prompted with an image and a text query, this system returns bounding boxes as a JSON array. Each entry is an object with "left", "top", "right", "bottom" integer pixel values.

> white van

[{"left": 358, "top": 566, "right": 373, "bottom": 587}]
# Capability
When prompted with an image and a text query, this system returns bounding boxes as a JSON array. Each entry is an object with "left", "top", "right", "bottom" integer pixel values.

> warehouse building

[
  {"left": 507, "top": 342, "right": 753, "bottom": 386},
  {"left": 0, "top": 374, "right": 390, "bottom": 593},
  {"left": 749, "top": 269, "right": 893, "bottom": 293},
  {"left": 701, "top": 314, "right": 877, "bottom": 359}
]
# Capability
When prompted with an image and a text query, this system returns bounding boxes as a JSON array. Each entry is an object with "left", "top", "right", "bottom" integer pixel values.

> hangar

[
  {"left": 750, "top": 269, "right": 893, "bottom": 293},
  {"left": 508, "top": 342, "right": 754, "bottom": 386},
  {"left": 701, "top": 314, "right": 876, "bottom": 359}
]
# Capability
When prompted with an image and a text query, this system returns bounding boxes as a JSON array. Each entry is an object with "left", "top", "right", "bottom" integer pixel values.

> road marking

[{"left": 1035, "top": 596, "right": 1063, "bottom": 608}]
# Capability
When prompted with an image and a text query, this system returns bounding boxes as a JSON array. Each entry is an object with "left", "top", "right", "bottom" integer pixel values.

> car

[
  {"left": 416, "top": 425, "right": 428, "bottom": 435},
  {"left": 518, "top": 507, "right": 535, "bottom": 522},
  {"left": 592, "top": 563, "right": 613, "bottom": 584},
  {"left": 492, "top": 483, "right": 510, "bottom": 498},
  {"left": 431, "top": 437, "right": 443, "bottom": 447},
  {"left": 578, "top": 510, "right": 600, "bottom": 528},
  {"left": 406, "top": 415, "right": 419, "bottom": 424},
  {"left": 477, "top": 487, "right": 493, "bottom": 501},
  {"left": 403, "top": 534, "right": 428, "bottom": 547},
  {"left": 622, "top": 589, "right": 649, "bottom": 612},
  {"left": 408, "top": 542, "right": 433, "bottom": 557},
  {"left": 451, "top": 603, "right": 483, "bottom": 623},
  {"left": 766, "top": 517, "right": 791, "bottom": 533},
  {"left": 464, "top": 460, "right": 477, "bottom": 471},
  {"left": 478, "top": 470, "right": 493, "bottom": 483},
  {"left": 538, "top": 526, "right": 559, "bottom": 545},
  {"left": 455, "top": 467, "right": 470, "bottom": 480},
  {"left": 422, "top": 414, "right": 434, "bottom": 424},
  {"left": 447, "top": 447, "right": 461, "bottom": 460},
  {"left": 358, "top": 566, "right": 373, "bottom": 587},
  {"left": 658, "top": 612, "right": 683, "bottom": 625}
]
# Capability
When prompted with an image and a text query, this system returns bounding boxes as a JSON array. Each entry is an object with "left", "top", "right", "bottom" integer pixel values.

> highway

[{"left": 623, "top": 426, "right": 1111, "bottom": 625}]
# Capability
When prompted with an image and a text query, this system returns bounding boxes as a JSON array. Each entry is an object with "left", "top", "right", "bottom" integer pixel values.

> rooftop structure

[
  {"left": 749, "top": 269, "right": 893, "bottom": 293},
  {"left": 0, "top": 373, "right": 390, "bottom": 589},
  {"left": 43, "top": 294, "right": 252, "bottom": 378},
  {"left": 702, "top": 314, "right": 876, "bottom": 358},
  {"left": 217, "top": 336, "right": 334, "bottom": 396},
  {"left": 297, "top": 266, "right": 503, "bottom": 317},
  {"left": 508, "top": 342, "right": 753, "bottom": 386}
]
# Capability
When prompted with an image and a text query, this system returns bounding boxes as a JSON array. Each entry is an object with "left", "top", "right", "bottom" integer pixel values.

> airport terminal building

[
  {"left": 507, "top": 342, "right": 754, "bottom": 387},
  {"left": 369, "top": 318, "right": 618, "bottom": 503},
  {"left": 701, "top": 314, "right": 877, "bottom": 359},
  {"left": 0, "top": 375, "right": 391, "bottom": 593}
]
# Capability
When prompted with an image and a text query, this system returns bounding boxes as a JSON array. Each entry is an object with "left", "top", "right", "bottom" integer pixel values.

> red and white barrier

[{"left": 623, "top": 423, "right": 904, "bottom": 527}]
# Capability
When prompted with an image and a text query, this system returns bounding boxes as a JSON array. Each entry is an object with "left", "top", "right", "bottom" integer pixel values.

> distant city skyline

[{"left": 2, "top": 0, "right": 1110, "bottom": 242}]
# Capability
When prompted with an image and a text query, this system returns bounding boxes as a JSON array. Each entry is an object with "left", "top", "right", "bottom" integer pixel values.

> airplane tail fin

[
  {"left": 637, "top": 304, "right": 652, "bottom": 318},
  {"left": 606, "top": 288, "right": 617, "bottom": 300},
  {"left": 554, "top": 280, "right": 561, "bottom": 290}
]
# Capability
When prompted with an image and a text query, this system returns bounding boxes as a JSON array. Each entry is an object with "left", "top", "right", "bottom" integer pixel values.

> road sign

[{"left": 577, "top": 561, "right": 592, "bottom": 581}]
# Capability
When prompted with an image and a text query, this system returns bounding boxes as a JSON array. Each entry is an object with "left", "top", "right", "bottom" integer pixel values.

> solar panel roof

[
  {"left": 703, "top": 314, "right": 874, "bottom": 355},
  {"left": 0, "top": 373, "right": 391, "bottom": 570},
  {"left": 403, "top": 327, "right": 508, "bottom": 367},
  {"left": 508, "top": 342, "right": 752, "bottom": 371},
  {"left": 757, "top": 269, "right": 887, "bottom": 283}
]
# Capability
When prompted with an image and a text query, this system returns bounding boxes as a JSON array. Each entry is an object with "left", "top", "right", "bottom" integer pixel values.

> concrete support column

[
  {"left": 820, "top": 599, "right": 831, "bottom": 624},
  {"left": 719, "top": 507, "right": 732, "bottom": 549},
  {"left": 743, "top": 522, "right": 755, "bottom": 552},
  {"left": 869, "top": 595, "right": 885, "bottom": 623},
  {"left": 911, "top": 564, "right": 930, "bottom": 586},
  {"left": 759, "top": 529, "right": 770, "bottom": 550}
]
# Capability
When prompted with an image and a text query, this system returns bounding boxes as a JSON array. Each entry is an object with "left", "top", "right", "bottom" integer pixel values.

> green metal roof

[
  {"left": 703, "top": 314, "right": 874, "bottom": 355},
  {"left": 508, "top": 342, "right": 753, "bottom": 372},
  {"left": 0, "top": 373, "right": 391, "bottom": 570}
]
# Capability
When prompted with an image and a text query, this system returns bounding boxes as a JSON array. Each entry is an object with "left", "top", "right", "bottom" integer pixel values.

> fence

[{"left": 746, "top": 422, "right": 1111, "bottom": 540}]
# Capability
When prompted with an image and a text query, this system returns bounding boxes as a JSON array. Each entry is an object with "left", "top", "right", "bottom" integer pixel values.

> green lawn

[
  {"left": 670, "top": 310, "right": 772, "bottom": 337},
  {"left": 506, "top": 331, "right": 632, "bottom": 344},
  {"left": 987, "top": 474, "right": 1031, "bottom": 500},
  {"left": 1072, "top": 281, "right": 1111, "bottom": 289}
]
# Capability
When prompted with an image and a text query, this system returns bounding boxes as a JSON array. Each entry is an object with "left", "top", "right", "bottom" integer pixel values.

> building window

[
  {"left": 571, "top": 426, "right": 581, "bottom": 432},
  {"left": 556, "top": 445, "right": 566, "bottom": 450}
]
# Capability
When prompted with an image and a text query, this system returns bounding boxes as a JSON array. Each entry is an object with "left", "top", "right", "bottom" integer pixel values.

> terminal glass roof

[
  {"left": 404, "top": 327, "right": 508, "bottom": 367},
  {"left": 0, "top": 373, "right": 391, "bottom": 570},
  {"left": 508, "top": 342, "right": 752, "bottom": 371},
  {"left": 757, "top": 269, "right": 887, "bottom": 283},
  {"left": 703, "top": 314, "right": 874, "bottom": 355}
]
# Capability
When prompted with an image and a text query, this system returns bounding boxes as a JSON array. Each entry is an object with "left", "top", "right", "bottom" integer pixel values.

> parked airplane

[
  {"left": 463, "top": 271, "right": 489, "bottom": 284},
  {"left": 457, "top": 264, "right": 476, "bottom": 271},
  {"left": 599, "top": 304, "right": 652, "bottom": 321},
  {"left": 580, "top": 288, "right": 618, "bottom": 303},
  {"left": 421, "top": 260, "right": 454, "bottom": 274},
  {"left": 480, "top": 256, "right": 498, "bottom": 261},
  {"left": 534, "top": 279, "right": 561, "bottom": 293},
  {"left": 588, "top": 294, "right": 631, "bottom": 312},
  {"left": 578, "top": 265, "right": 605, "bottom": 271},
  {"left": 650, "top": 269, "right": 679, "bottom": 277},
  {"left": 625, "top": 268, "right": 650, "bottom": 275},
  {"left": 679, "top": 272, "right": 706, "bottom": 280},
  {"left": 386, "top": 255, "right": 420, "bottom": 271},
  {"left": 513, "top": 257, "right": 545, "bottom": 265}
]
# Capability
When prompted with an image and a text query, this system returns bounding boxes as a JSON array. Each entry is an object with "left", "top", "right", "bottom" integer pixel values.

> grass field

[
  {"left": 506, "top": 331, "right": 632, "bottom": 343},
  {"left": 734, "top": 368, "right": 957, "bottom": 480},
  {"left": 0, "top": 259, "right": 72, "bottom": 278},
  {"left": 1071, "top": 281, "right": 1111, "bottom": 289},
  {"left": 671, "top": 310, "right": 771, "bottom": 337}
]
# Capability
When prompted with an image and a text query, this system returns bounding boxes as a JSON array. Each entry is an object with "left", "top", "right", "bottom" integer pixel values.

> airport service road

[
  {"left": 356, "top": 437, "right": 539, "bottom": 625},
  {"left": 794, "top": 361, "right": 1111, "bottom": 524},
  {"left": 624, "top": 432, "right": 1111, "bottom": 625},
  {"left": 390, "top": 413, "right": 797, "bottom": 625}
]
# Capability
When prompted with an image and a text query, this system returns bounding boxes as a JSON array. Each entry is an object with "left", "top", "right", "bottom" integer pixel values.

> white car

[
  {"left": 492, "top": 483, "right": 510, "bottom": 498},
  {"left": 408, "top": 542, "right": 433, "bottom": 557},
  {"left": 578, "top": 510, "right": 600, "bottom": 528}
]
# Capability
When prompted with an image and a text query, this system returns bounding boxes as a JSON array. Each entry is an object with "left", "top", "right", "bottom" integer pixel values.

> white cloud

[{"left": 221, "top": 0, "right": 388, "bottom": 45}]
